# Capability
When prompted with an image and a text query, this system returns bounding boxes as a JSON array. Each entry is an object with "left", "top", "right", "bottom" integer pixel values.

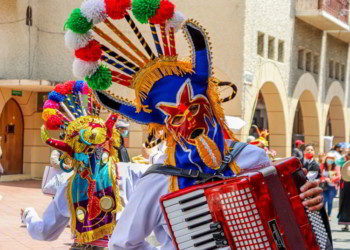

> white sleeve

[
  {"left": 236, "top": 144, "right": 270, "bottom": 171},
  {"left": 109, "top": 174, "right": 168, "bottom": 250},
  {"left": 25, "top": 182, "right": 70, "bottom": 241}
]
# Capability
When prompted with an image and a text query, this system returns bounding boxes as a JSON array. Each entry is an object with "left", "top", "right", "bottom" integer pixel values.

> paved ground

[
  {"left": 329, "top": 197, "right": 350, "bottom": 250},
  {"left": 0, "top": 180, "right": 71, "bottom": 250},
  {"left": 0, "top": 180, "right": 349, "bottom": 249}
]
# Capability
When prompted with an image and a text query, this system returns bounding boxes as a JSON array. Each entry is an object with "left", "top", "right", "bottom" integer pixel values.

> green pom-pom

[
  {"left": 132, "top": 0, "right": 160, "bottom": 24},
  {"left": 85, "top": 65, "right": 112, "bottom": 90},
  {"left": 64, "top": 8, "right": 92, "bottom": 34}
]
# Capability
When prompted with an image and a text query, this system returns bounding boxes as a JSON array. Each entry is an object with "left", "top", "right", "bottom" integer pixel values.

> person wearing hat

[
  {"left": 292, "top": 140, "right": 304, "bottom": 159},
  {"left": 115, "top": 120, "right": 130, "bottom": 163}
]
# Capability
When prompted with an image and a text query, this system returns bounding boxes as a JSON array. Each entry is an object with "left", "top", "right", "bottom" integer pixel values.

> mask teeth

[{"left": 195, "top": 134, "right": 222, "bottom": 170}]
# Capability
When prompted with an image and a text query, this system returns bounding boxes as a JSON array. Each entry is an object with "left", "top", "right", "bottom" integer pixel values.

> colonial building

[{"left": 0, "top": 0, "right": 349, "bottom": 180}]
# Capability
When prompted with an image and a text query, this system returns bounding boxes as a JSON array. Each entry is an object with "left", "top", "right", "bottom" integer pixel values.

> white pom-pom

[
  {"left": 166, "top": 11, "right": 186, "bottom": 33},
  {"left": 80, "top": 0, "right": 107, "bottom": 25},
  {"left": 65, "top": 30, "right": 94, "bottom": 50},
  {"left": 73, "top": 59, "right": 99, "bottom": 78}
]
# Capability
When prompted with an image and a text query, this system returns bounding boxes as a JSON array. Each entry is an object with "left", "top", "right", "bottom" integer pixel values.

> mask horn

[{"left": 183, "top": 20, "right": 212, "bottom": 80}]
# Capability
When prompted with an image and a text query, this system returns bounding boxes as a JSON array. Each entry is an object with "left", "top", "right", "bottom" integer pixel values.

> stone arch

[
  {"left": 290, "top": 73, "right": 321, "bottom": 152},
  {"left": 244, "top": 62, "right": 289, "bottom": 157},
  {"left": 323, "top": 81, "right": 346, "bottom": 144}
]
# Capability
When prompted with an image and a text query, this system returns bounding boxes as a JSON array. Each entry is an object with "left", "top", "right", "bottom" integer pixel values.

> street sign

[{"left": 11, "top": 90, "right": 22, "bottom": 97}]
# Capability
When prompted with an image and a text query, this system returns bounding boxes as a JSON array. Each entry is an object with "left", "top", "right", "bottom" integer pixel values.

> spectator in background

[
  {"left": 292, "top": 139, "right": 304, "bottom": 159},
  {"left": 115, "top": 120, "right": 130, "bottom": 162},
  {"left": 302, "top": 144, "right": 321, "bottom": 180},
  {"left": 330, "top": 143, "right": 342, "bottom": 160},
  {"left": 320, "top": 152, "right": 341, "bottom": 220},
  {"left": 337, "top": 148, "right": 350, "bottom": 231}
]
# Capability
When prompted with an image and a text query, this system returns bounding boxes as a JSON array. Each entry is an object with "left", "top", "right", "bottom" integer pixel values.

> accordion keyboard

[
  {"left": 306, "top": 209, "right": 328, "bottom": 250},
  {"left": 163, "top": 189, "right": 228, "bottom": 250},
  {"left": 219, "top": 188, "right": 272, "bottom": 250}
]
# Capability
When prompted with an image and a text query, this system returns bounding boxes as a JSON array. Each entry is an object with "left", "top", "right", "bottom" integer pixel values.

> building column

[
  {"left": 318, "top": 31, "right": 328, "bottom": 103},
  {"left": 344, "top": 44, "right": 350, "bottom": 142},
  {"left": 317, "top": 31, "right": 328, "bottom": 152}
]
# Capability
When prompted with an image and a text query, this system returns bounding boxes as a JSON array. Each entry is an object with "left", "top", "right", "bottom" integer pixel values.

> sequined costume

[{"left": 40, "top": 80, "right": 122, "bottom": 244}]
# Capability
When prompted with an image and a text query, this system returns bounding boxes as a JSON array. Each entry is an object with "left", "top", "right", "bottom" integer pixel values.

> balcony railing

[{"left": 296, "top": 0, "right": 349, "bottom": 24}]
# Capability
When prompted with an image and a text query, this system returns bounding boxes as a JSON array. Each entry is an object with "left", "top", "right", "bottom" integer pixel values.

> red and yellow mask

[{"left": 158, "top": 81, "right": 222, "bottom": 169}]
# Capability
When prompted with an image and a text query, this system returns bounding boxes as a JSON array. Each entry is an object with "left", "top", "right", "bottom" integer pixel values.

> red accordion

[{"left": 160, "top": 158, "right": 330, "bottom": 250}]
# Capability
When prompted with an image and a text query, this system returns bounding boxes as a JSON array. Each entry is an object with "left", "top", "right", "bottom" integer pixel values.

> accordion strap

[
  {"left": 142, "top": 142, "right": 248, "bottom": 179},
  {"left": 142, "top": 164, "right": 215, "bottom": 180},
  {"left": 216, "top": 141, "right": 248, "bottom": 175}
]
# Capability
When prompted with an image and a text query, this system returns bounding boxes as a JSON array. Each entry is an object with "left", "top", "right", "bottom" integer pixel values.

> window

[
  {"left": 257, "top": 32, "right": 264, "bottom": 56},
  {"left": 329, "top": 60, "right": 334, "bottom": 78},
  {"left": 313, "top": 55, "right": 319, "bottom": 74},
  {"left": 268, "top": 36, "right": 275, "bottom": 60},
  {"left": 335, "top": 62, "right": 340, "bottom": 80},
  {"left": 278, "top": 40, "right": 284, "bottom": 62},
  {"left": 341, "top": 64, "right": 345, "bottom": 81},
  {"left": 298, "top": 49, "right": 304, "bottom": 70},
  {"left": 306, "top": 52, "right": 312, "bottom": 72}
]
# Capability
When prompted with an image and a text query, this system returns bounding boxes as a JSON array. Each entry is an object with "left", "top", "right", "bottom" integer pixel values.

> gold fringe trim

[
  {"left": 132, "top": 56, "right": 193, "bottom": 113},
  {"left": 110, "top": 157, "right": 123, "bottom": 213},
  {"left": 168, "top": 176, "right": 179, "bottom": 193},
  {"left": 229, "top": 161, "right": 241, "bottom": 175},
  {"left": 74, "top": 223, "right": 115, "bottom": 243},
  {"left": 207, "top": 77, "right": 239, "bottom": 142}
]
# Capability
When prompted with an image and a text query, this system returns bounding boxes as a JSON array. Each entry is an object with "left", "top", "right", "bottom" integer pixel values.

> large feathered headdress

[{"left": 64, "top": 0, "right": 238, "bottom": 165}]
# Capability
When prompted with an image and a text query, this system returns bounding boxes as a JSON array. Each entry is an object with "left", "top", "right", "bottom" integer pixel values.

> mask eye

[
  {"left": 171, "top": 115, "right": 185, "bottom": 126},
  {"left": 189, "top": 104, "right": 200, "bottom": 116}
]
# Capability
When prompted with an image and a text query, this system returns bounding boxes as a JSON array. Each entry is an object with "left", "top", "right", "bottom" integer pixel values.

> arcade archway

[
  {"left": 292, "top": 90, "right": 320, "bottom": 152},
  {"left": 325, "top": 96, "right": 346, "bottom": 144},
  {"left": 251, "top": 82, "right": 287, "bottom": 157}
]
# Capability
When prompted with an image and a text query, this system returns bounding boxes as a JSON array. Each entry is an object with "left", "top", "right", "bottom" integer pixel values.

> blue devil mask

[{"left": 95, "top": 21, "right": 237, "bottom": 189}]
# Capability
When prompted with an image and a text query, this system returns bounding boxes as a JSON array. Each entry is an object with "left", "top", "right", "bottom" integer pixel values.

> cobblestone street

[{"left": 0, "top": 180, "right": 349, "bottom": 249}]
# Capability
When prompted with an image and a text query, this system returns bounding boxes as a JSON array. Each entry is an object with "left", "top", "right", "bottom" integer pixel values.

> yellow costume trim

[
  {"left": 68, "top": 171, "right": 77, "bottom": 237},
  {"left": 132, "top": 56, "right": 193, "bottom": 113},
  {"left": 74, "top": 223, "right": 116, "bottom": 243},
  {"left": 229, "top": 161, "right": 241, "bottom": 174},
  {"left": 110, "top": 157, "right": 123, "bottom": 213},
  {"left": 40, "top": 125, "right": 50, "bottom": 142},
  {"left": 168, "top": 176, "right": 179, "bottom": 193}
]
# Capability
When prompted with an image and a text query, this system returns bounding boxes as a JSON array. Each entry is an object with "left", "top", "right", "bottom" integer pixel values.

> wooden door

[{"left": 0, "top": 99, "right": 24, "bottom": 175}]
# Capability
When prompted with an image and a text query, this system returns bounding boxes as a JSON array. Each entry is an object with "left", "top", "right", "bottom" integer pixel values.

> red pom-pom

[
  {"left": 105, "top": 0, "right": 131, "bottom": 20},
  {"left": 64, "top": 81, "right": 74, "bottom": 94},
  {"left": 46, "top": 115, "right": 63, "bottom": 130},
  {"left": 83, "top": 83, "right": 90, "bottom": 94},
  {"left": 75, "top": 40, "right": 102, "bottom": 62},
  {"left": 55, "top": 83, "right": 68, "bottom": 95},
  {"left": 150, "top": 0, "right": 174, "bottom": 24}
]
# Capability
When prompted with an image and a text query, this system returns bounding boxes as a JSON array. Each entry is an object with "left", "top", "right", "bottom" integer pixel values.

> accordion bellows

[{"left": 160, "top": 158, "right": 331, "bottom": 250}]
